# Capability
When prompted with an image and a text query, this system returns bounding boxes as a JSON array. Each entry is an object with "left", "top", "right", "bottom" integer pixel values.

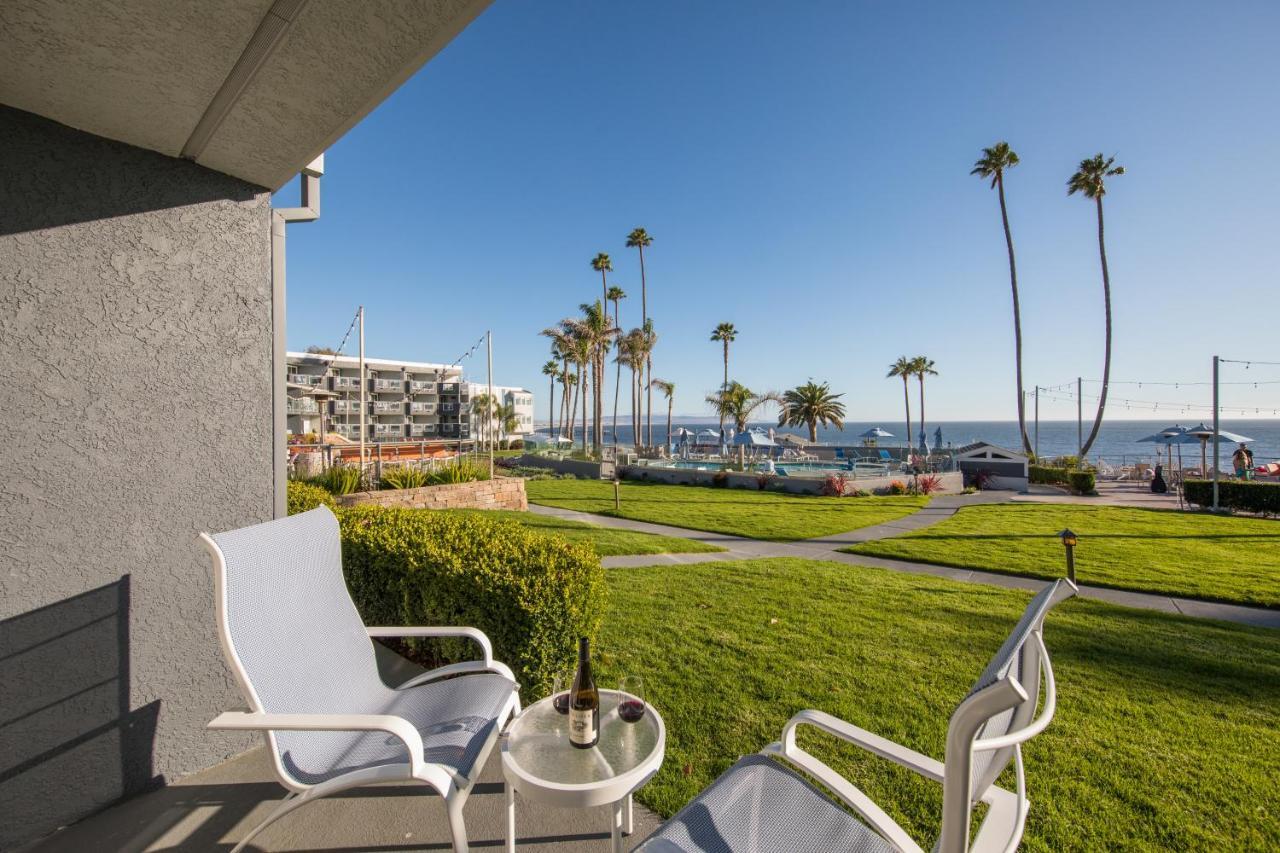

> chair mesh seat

[
  {"left": 636, "top": 755, "right": 896, "bottom": 853},
  {"left": 278, "top": 673, "right": 515, "bottom": 785}
]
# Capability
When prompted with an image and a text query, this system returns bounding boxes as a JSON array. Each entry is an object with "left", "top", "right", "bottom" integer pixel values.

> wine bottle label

[{"left": 569, "top": 707, "right": 597, "bottom": 745}]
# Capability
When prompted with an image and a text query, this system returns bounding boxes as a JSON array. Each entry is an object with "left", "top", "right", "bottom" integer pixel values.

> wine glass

[
  {"left": 552, "top": 670, "right": 572, "bottom": 715},
  {"left": 618, "top": 675, "right": 646, "bottom": 723}
]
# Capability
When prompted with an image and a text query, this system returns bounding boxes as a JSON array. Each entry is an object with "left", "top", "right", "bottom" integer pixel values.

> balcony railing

[
  {"left": 439, "top": 383, "right": 459, "bottom": 394},
  {"left": 409, "top": 402, "right": 435, "bottom": 414},
  {"left": 373, "top": 424, "right": 400, "bottom": 436},
  {"left": 287, "top": 373, "right": 325, "bottom": 387},
  {"left": 332, "top": 400, "right": 360, "bottom": 413},
  {"left": 373, "top": 378, "right": 404, "bottom": 392},
  {"left": 333, "top": 376, "right": 362, "bottom": 390},
  {"left": 372, "top": 401, "right": 403, "bottom": 414},
  {"left": 409, "top": 424, "right": 437, "bottom": 437},
  {"left": 286, "top": 398, "right": 319, "bottom": 415},
  {"left": 408, "top": 380, "right": 436, "bottom": 393},
  {"left": 440, "top": 403, "right": 458, "bottom": 413}
]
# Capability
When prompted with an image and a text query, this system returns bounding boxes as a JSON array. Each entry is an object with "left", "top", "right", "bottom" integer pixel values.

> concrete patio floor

[{"left": 30, "top": 746, "right": 662, "bottom": 852}]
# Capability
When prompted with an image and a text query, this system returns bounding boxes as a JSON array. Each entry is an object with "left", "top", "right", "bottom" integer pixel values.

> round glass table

[{"left": 500, "top": 689, "right": 665, "bottom": 852}]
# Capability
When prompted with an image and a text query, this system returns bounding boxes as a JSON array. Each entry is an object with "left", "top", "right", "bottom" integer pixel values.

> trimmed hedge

[
  {"left": 1030, "top": 465, "right": 1070, "bottom": 485},
  {"left": 1184, "top": 479, "right": 1280, "bottom": 515},
  {"left": 1068, "top": 470, "right": 1096, "bottom": 495},
  {"left": 287, "top": 480, "right": 336, "bottom": 515},
  {"left": 337, "top": 505, "right": 606, "bottom": 696}
]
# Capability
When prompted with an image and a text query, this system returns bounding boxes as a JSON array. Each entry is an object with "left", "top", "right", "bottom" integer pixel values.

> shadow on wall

[
  {"left": 0, "top": 577, "right": 162, "bottom": 849},
  {"left": 0, "top": 106, "right": 260, "bottom": 237}
]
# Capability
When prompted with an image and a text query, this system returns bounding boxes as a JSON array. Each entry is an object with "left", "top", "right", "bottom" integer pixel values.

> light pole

[{"left": 1058, "top": 528, "right": 1077, "bottom": 584}]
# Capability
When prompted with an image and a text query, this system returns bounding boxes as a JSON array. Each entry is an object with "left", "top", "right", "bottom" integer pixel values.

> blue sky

[{"left": 281, "top": 0, "right": 1280, "bottom": 423}]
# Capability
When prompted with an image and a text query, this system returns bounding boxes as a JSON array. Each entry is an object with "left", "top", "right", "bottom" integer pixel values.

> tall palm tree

[
  {"left": 540, "top": 326, "right": 574, "bottom": 439},
  {"left": 566, "top": 332, "right": 592, "bottom": 452},
  {"left": 911, "top": 356, "right": 938, "bottom": 451},
  {"left": 616, "top": 329, "right": 645, "bottom": 445},
  {"left": 565, "top": 301, "right": 615, "bottom": 454},
  {"left": 470, "top": 393, "right": 495, "bottom": 451},
  {"left": 541, "top": 359, "right": 559, "bottom": 438},
  {"left": 778, "top": 381, "right": 846, "bottom": 443},
  {"left": 888, "top": 357, "right": 914, "bottom": 458},
  {"left": 705, "top": 381, "right": 781, "bottom": 465},
  {"left": 651, "top": 378, "right": 675, "bottom": 452},
  {"left": 638, "top": 319, "right": 657, "bottom": 445},
  {"left": 1069, "top": 153, "right": 1125, "bottom": 459},
  {"left": 495, "top": 401, "right": 518, "bottom": 449},
  {"left": 709, "top": 322, "right": 737, "bottom": 429},
  {"left": 607, "top": 285, "right": 626, "bottom": 444},
  {"left": 972, "top": 142, "right": 1032, "bottom": 454},
  {"left": 626, "top": 228, "right": 654, "bottom": 444},
  {"left": 563, "top": 371, "right": 578, "bottom": 444}
]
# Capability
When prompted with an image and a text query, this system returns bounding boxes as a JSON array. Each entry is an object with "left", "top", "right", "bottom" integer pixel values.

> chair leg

[{"left": 446, "top": 792, "right": 470, "bottom": 853}]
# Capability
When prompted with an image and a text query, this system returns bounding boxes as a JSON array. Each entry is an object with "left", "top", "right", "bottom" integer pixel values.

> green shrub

[
  {"left": 1184, "top": 479, "right": 1280, "bottom": 515},
  {"left": 1030, "top": 465, "right": 1071, "bottom": 485},
  {"left": 381, "top": 465, "right": 431, "bottom": 490},
  {"left": 337, "top": 505, "right": 606, "bottom": 697},
  {"left": 309, "top": 465, "right": 364, "bottom": 495},
  {"left": 287, "top": 481, "right": 335, "bottom": 515},
  {"left": 427, "top": 457, "right": 489, "bottom": 485},
  {"left": 1068, "top": 470, "right": 1096, "bottom": 494}
]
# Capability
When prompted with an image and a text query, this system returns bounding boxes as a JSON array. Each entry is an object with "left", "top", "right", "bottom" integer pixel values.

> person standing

[{"left": 1232, "top": 443, "right": 1254, "bottom": 479}]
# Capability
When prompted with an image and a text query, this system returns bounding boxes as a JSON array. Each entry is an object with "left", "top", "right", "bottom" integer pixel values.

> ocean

[{"left": 536, "top": 419, "right": 1280, "bottom": 466}]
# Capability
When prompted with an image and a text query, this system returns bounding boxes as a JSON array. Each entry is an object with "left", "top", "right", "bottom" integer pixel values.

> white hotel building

[{"left": 285, "top": 351, "right": 533, "bottom": 444}]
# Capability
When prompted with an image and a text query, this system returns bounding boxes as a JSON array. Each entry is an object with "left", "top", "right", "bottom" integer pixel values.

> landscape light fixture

[{"left": 1058, "top": 528, "right": 1078, "bottom": 584}]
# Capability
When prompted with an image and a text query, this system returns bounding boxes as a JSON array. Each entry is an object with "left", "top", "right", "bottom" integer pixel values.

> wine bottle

[{"left": 568, "top": 636, "right": 599, "bottom": 749}]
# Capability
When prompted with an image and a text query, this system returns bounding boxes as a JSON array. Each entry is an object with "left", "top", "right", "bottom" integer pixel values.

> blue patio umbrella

[
  {"left": 1178, "top": 423, "right": 1255, "bottom": 476},
  {"left": 1137, "top": 425, "right": 1186, "bottom": 472}
]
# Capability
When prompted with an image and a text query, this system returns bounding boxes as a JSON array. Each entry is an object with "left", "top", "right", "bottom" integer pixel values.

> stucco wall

[{"left": 0, "top": 106, "right": 272, "bottom": 846}]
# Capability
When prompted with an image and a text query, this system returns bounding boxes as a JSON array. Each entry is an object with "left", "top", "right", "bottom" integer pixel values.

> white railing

[
  {"left": 372, "top": 401, "right": 402, "bottom": 414},
  {"left": 410, "top": 402, "right": 435, "bottom": 414},
  {"left": 286, "top": 398, "right": 319, "bottom": 414},
  {"left": 409, "top": 381, "right": 436, "bottom": 393},
  {"left": 333, "top": 400, "right": 360, "bottom": 413},
  {"left": 333, "top": 376, "right": 361, "bottom": 389},
  {"left": 373, "top": 378, "right": 403, "bottom": 392},
  {"left": 287, "top": 373, "right": 325, "bottom": 386}
]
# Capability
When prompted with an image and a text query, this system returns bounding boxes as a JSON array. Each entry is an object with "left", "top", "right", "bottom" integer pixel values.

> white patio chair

[
  {"left": 200, "top": 506, "right": 520, "bottom": 853},
  {"left": 637, "top": 578, "right": 1077, "bottom": 853}
]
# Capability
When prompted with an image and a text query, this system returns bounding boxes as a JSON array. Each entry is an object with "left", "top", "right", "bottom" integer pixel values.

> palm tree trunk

[
  {"left": 581, "top": 365, "right": 588, "bottom": 453},
  {"left": 568, "top": 374, "right": 578, "bottom": 445},
  {"left": 901, "top": 376, "right": 912, "bottom": 463},
  {"left": 631, "top": 367, "right": 640, "bottom": 445},
  {"left": 719, "top": 342, "right": 729, "bottom": 430},
  {"left": 809, "top": 419, "right": 817, "bottom": 443},
  {"left": 639, "top": 245, "right": 649, "bottom": 447},
  {"left": 917, "top": 375, "right": 926, "bottom": 451},
  {"left": 998, "top": 173, "right": 1033, "bottom": 454},
  {"left": 561, "top": 361, "right": 571, "bottom": 438},
  {"left": 1079, "top": 196, "right": 1112, "bottom": 459},
  {"left": 666, "top": 396, "right": 673, "bottom": 452}
]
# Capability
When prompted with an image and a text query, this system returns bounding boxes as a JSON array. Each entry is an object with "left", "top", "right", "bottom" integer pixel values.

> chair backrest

[
  {"left": 203, "top": 507, "right": 386, "bottom": 719},
  {"left": 879, "top": 449, "right": 892, "bottom": 462},
  {"left": 937, "top": 578, "right": 1076, "bottom": 852}
]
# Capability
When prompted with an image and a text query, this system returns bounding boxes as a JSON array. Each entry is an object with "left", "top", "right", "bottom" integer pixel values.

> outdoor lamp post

[{"left": 1058, "top": 528, "right": 1077, "bottom": 584}]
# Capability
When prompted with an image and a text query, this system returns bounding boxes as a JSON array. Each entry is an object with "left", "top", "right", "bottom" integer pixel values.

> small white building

[
  {"left": 953, "top": 441, "right": 1030, "bottom": 491},
  {"left": 470, "top": 384, "right": 535, "bottom": 443}
]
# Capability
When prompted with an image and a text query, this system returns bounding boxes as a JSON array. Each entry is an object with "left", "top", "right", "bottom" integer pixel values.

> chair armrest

[
  {"left": 208, "top": 711, "right": 427, "bottom": 778},
  {"left": 366, "top": 626, "right": 494, "bottom": 665},
  {"left": 366, "top": 627, "right": 517, "bottom": 685},
  {"left": 780, "top": 709, "right": 946, "bottom": 783}
]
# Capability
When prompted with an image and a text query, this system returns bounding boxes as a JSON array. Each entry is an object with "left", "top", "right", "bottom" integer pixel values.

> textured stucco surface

[{"left": 0, "top": 106, "right": 272, "bottom": 847}]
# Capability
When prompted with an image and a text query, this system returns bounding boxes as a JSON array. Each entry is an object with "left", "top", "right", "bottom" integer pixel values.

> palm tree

[
  {"left": 709, "top": 322, "right": 737, "bottom": 429},
  {"left": 470, "top": 393, "right": 495, "bottom": 450},
  {"left": 705, "top": 381, "right": 781, "bottom": 465},
  {"left": 1069, "top": 153, "right": 1125, "bottom": 459},
  {"left": 540, "top": 326, "right": 574, "bottom": 439},
  {"left": 778, "top": 381, "right": 846, "bottom": 443},
  {"left": 911, "top": 357, "right": 938, "bottom": 451},
  {"left": 638, "top": 319, "right": 657, "bottom": 445},
  {"left": 541, "top": 359, "right": 559, "bottom": 438},
  {"left": 563, "top": 371, "right": 578, "bottom": 444},
  {"left": 495, "top": 401, "right": 518, "bottom": 448},
  {"left": 607, "top": 285, "right": 626, "bottom": 444},
  {"left": 566, "top": 332, "right": 592, "bottom": 452},
  {"left": 616, "top": 329, "right": 646, "bottom": 445},
  {"left": 651, "top": 378, "right": 675, "bottom": 452},
  {"left": 626, "top": 228, "right": 654, "bottom": 444},
  {"left": 564, "top": 301, "right": 615, "bottom": 454},
  {"left": 888, "top": 357, "right": 914, "bottom": 458},
  {"left": 972, "top": 142, "right": 1032, "bottom": 454}
]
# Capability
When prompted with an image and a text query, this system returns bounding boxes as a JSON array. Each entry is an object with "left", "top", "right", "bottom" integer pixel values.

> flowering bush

[
  {"left": 912, "top": 474, "right": 943, "bottom": 495},
  {"left": 887, "top": 480, "right": 908, "bottom": 495},
  {"left": 822, "top": 473, "right": 849, "bottom": 496}
]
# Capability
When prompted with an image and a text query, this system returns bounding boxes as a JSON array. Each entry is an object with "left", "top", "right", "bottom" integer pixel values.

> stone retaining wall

[{"left": 337, "top": 477, "right": 527, "bottom": 511}]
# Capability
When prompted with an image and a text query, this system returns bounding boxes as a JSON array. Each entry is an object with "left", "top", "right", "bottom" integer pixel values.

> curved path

[{"left": 528, "top": 493, "right": 1280, "bottom": 630}]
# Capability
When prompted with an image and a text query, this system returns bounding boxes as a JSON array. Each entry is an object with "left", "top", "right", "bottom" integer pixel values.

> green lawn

[
  {"left": 524, "top": 478, "right": 928, "bottom": 541},
  {"left": 447, "top": 509, "right": 722, "bottom": 557},
  {"left": 593, "top": 558, "right": 1280, "bottom": 851},
  {"left": 843, "top": 504, "right": 1280, "bottom": 608}
]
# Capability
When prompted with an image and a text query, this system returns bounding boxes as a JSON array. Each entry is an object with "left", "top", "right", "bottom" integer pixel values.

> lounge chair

[
  {"left": 637, "top": 578, "right": 1078, "bottom": 853},
  {"left": 200, "top": 507, "right": 520, "bottom": 853}
]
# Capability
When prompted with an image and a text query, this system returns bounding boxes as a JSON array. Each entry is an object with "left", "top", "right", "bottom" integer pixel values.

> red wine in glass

[
  {"left": 552, "top": 671, "right": 571, "bottom": 715},
  {"left": 619, "top": 675, "right": 646, "bottom": 723},
  {"left": 553, "top": 692, "right": 570, "bottom": 715},
  {"left": 618, "top": 698, "right": 645, "bottom": 723}
]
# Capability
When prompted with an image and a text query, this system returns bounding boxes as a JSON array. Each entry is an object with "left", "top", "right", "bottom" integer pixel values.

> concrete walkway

[{"left": 529, "top": 497, "right": 1280, "bottom": 630}]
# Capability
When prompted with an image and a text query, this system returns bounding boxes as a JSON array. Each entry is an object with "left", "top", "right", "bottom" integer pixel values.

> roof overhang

[{"left": 0, "top": 0, "right": 491, "bottom": 190}]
